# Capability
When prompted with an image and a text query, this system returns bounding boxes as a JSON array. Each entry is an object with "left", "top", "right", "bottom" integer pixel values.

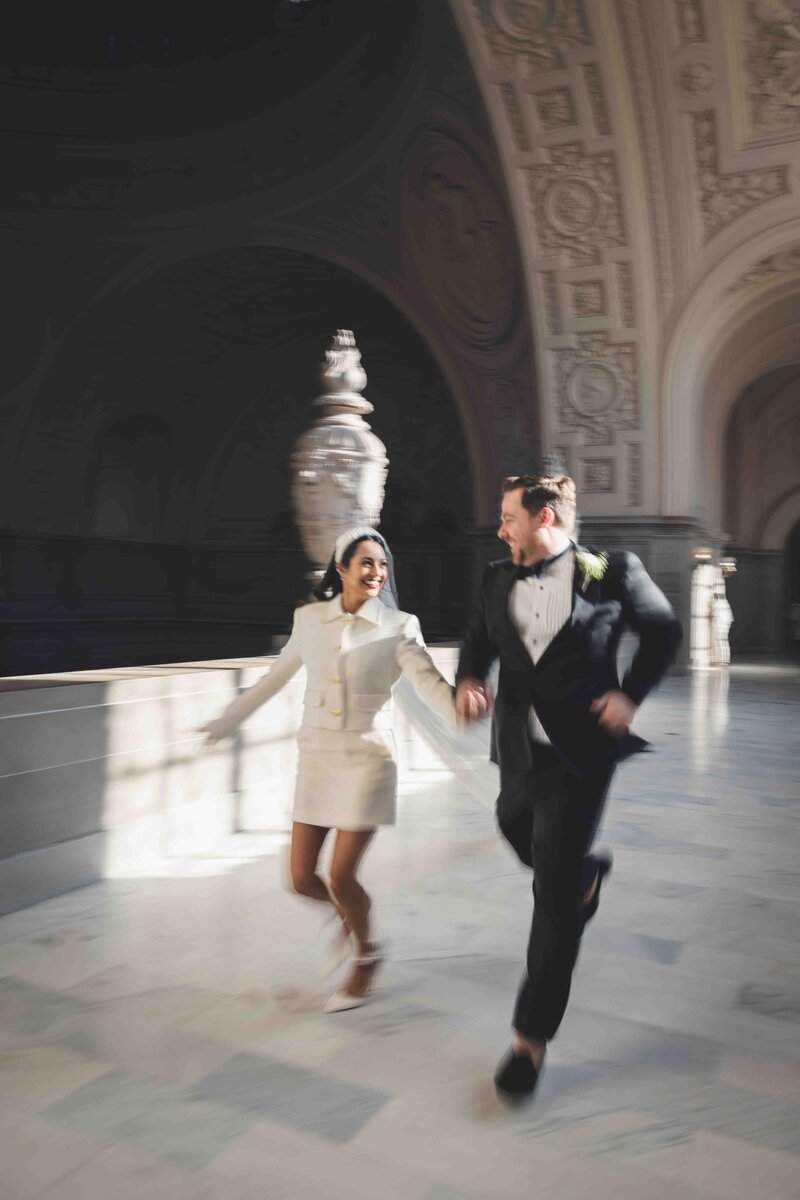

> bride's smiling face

[{"left": 337, "top": 539, "right": 388, "bottom": 609}]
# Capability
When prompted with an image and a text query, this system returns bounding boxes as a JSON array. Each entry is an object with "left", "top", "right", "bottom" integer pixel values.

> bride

[{"left": 199, "top": 526, "right": 486, "bottom": 1012}]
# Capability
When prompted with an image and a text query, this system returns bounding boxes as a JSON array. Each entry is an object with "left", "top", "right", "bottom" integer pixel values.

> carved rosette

[
  {"left": 290, "top": 330, "right": 388, "bottom": 577},
  {"left": 553, "top": 336, "right": 639, "bottom": 443},
  {"left": 677, "top": 60, "right": 714, "bottom": 96},
  {"left": 526, "top": 146, "right": 625, "bottom": 263}
]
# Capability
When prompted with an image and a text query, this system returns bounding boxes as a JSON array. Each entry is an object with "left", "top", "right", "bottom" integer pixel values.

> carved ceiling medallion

[
  {"left": 404, "top": 130, "right": 518, "bottom": 346},
  {"left": 544, "top": 176, "right": 604, "bottom": 234},
  {"left": 490, "top": 0, "right": 555, "bottom": 38},
  {"left": 566, "top": 361, "right": 620, "bottom": 416}
]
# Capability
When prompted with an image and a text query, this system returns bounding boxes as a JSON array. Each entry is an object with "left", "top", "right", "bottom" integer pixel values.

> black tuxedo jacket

[{"left": 456, "top": 547, "right": 682, "bottom": 779}]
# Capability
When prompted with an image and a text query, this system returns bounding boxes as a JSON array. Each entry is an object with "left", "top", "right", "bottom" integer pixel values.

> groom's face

[{"left": 498, "top": 488, "right": 544, "bottom": 565}]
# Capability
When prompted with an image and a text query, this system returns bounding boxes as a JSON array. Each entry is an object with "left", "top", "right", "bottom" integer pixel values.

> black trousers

[{"left": 496, "top": 743, "right": 614, "bottom": 1043}]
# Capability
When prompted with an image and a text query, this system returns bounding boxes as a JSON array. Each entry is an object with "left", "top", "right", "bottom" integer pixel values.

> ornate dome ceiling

[{"left": 2, "top": 8, "right": 421, "bottom": 142}]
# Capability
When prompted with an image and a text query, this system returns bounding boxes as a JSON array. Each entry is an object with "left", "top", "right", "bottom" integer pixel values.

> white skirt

[{"left": 292, "top": 726, "right": 398, "bottom": 830}]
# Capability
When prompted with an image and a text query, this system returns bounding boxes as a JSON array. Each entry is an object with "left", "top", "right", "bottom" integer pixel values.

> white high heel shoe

[{"left": 323, "top": 944, "right": 384, "bottom": 1013}]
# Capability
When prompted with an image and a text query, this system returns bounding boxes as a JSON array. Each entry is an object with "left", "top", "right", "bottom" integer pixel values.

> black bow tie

[
  {"left": 515, "top": 544, "right": 572, "bottom": 581},
  {"left": 515, "top": 561, "right": 545, "bottom": 581}
]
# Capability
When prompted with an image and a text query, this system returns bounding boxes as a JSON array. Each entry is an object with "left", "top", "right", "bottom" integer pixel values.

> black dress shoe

[
  {"left": 582, "top": 851, "right": 613, "bottom": 925},
  {"left": 494, "top": 1048, "right": 543, "bottom": 1101}
]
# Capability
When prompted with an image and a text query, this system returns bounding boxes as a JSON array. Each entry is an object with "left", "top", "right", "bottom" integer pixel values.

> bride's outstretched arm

[
  {"left": 394, "top": 615, "right": 459, "bottom": 728},
  {"left": 199, "top": 613, "right": 304, "bottom": 743}
]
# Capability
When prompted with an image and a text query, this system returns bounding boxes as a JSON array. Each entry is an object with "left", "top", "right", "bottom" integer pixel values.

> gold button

[
  {"left": 330, "top": 676, "right": 341, "bottom": 684},
  {"left": 334, "top": 645, "right": 341, "bottom": 652},
  {"left": 331, "top": 710, "right": 342, "bottom": 717}
]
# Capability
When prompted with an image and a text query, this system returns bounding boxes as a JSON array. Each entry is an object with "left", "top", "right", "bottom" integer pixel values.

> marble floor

[{"left": 1, "top": 664, "right": 799, "bottom": 1199}]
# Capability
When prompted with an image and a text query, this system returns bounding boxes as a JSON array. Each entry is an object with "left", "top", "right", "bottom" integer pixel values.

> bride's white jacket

[{"left": 207, "top": 594, "right": 456, "bottom": 740}]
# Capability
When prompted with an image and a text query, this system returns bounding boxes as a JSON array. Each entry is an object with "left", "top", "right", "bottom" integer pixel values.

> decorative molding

[
  {"left": 728, "top": 245, "right": 800, "bottom": 292},
  {"left": 472, "top": 0, "right": 592, "bottom": 73},
  {"left": 569, "top": 280, "right": 606, "bottom": 316},
  {"left": 535, "top": 86, "right": 578, "bottom": 129},
  {"left": 526, "top": 144, "right": 626, "bottom": 263},
  {"left": 614, "top": 0, "right": 674, "bottom": 309},
  {"left": 581, "top": 457, "right": 615, "bottom": 491},
  {"left": 673, "top": 0, "right": 707, "bottom": 44},
  {"left": 677, "top": 59, "right": 714, "bottom": 95},
  {"left": 553, "top": 335, "right": 639, "bottom": 442},
  {"left": 403, "top": 129, "right": 518, "bottom": 347},
  {"left": 743, "top": 0, "right": 800, "bottom": 138},
  {"left": 691, "top": 111, "right": 789, "bottom": 238},
  {"left": 499, "top": 81, "right": 530, "bottom": 150},
  {"left": 542, "top": 270, "right": 562, "bottom": 333},
  {"left": 616, "top": 261, "right": 635, "bottom": 326},
  {"left": 626, "top": 441, "right": 642, "bottom": 506},
  {"left": 583, "top": 61, "right": 611, "bottom": 136}
]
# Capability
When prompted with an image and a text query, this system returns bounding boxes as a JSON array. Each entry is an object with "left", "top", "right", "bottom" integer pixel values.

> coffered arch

[{"left": 451, "top": 0, "right": 800, "bottom": 530}]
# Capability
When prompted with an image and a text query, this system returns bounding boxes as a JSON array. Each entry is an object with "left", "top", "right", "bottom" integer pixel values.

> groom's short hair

[{"left": 502, "top": 473, "right": 577, "bottom": 531}]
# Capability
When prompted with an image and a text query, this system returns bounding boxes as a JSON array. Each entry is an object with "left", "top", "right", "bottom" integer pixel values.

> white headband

[{"left": 334, "top": 525, "right": 383, "bottom": 563}]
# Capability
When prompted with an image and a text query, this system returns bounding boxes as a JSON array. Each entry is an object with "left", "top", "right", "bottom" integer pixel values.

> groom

[{"left": 456, "top": 473, "right": 681, "bottom": 1100}]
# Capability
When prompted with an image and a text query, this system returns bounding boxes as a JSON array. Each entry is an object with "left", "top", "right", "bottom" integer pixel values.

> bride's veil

[{"left": 393, "top": 670, "right": 499, "bottom": 809}]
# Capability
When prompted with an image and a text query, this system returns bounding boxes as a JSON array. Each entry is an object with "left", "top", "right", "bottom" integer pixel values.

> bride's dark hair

[{"left": 312, "top": 532, "right": 398, "bottom": 609}]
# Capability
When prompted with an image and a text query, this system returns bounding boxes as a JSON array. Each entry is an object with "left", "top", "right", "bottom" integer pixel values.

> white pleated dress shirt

[{"left": 508, "top": 541, "right": 574, "bottom": 745}]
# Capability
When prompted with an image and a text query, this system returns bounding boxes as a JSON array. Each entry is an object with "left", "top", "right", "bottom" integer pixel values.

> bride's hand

[
  {"left": 456, "top": 678, "right": 492, "bottom": 723},
  {"left": 194, "top": 719, "right": 227, "bottom": 747}
]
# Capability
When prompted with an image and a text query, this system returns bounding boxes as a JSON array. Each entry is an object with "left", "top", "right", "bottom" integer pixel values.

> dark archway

[
  {"left": 87, "top": 414, "right": 174, "bottom": 541},
  {"left": 784, "top": 519, "right": 800, "bottom": 655},
  {"left": 2, "top": 245, "right": 475, "bottom": 672}
]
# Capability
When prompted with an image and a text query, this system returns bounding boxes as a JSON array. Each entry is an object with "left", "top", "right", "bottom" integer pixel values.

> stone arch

[
  {"left": 662, "top": 218, "right": 800, "bottom": 527},
  {"left": 724, "top": 367, "right": 800, "bottom": 547},
  {"left": 762, "top": 488, "right": 800, "bottom": 552}
]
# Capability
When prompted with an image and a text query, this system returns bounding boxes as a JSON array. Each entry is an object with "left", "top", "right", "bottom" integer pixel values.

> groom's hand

[
  {"left": 456, "top": 678, "right": 491, "bottom": 722},
  {"left": 591, "top": 690, "right": 637, "bottom": 737}
]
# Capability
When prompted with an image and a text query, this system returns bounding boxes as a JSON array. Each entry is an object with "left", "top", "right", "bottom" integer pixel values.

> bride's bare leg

[
  {"left": 328, "top": 828, "right": 379, "bottom": 997},
  {"left": 289, "top": 821, "right": 336, "bottom": 906}
]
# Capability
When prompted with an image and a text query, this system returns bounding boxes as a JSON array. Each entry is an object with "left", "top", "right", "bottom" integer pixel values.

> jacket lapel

[
  {"left": 495, "top": 563, "right": 536, "bottom": 671},
  {"left": 495, "top": 547, "right": 599, "bottom": 673},
  {"left": 570, "top": 546, "right": 597, "bottom": 631},
  {"left": 533, "top": 546, "right": 596, "bottom": 671}
]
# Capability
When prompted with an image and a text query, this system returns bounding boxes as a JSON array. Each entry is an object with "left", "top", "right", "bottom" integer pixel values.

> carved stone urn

[{"left": 291, "top": 330, "right": 389, "bottom": 581}]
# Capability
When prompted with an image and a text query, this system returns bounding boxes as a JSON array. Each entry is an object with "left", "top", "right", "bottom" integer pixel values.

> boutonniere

[{"left": 576, "top": 549, "right": 609, "bottom": 592}]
